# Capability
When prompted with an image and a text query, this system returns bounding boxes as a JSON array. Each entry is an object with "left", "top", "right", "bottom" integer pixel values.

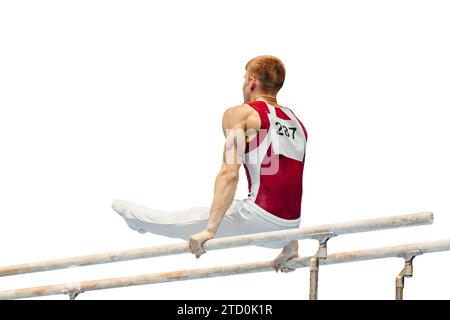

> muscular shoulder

[{"left": 222, "top": 104, "right": 254, "bottom": 130}]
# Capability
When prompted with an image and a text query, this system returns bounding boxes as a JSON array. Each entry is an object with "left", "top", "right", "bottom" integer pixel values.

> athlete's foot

[
  {"left": 272, "top": 241, "right": 299, "bottom": 273},
  {"left": 111, "top": 199, "right": 134, "bottom": 217}
]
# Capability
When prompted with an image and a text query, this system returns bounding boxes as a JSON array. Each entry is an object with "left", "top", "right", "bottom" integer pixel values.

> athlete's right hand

[
  {"left": 188, "top": 229, "right": 215, "bottom": 259},
  {"left": 272, "top": 243, "right": 299, "bottom": 273}
]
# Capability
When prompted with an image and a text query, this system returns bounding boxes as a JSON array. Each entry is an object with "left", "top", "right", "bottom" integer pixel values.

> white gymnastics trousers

[{"left": 111, "top": 198, "right": 301, "bottom": 249}]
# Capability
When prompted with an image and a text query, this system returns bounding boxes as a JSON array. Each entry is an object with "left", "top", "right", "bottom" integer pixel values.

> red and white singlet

[{"left": 243, "top": 100, "right": 307, "bottom": 220}]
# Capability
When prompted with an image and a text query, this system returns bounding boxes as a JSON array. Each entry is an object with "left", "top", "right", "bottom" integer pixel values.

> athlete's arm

[{"left": 188, "top": 105, "right": 247, "bottom": 258}]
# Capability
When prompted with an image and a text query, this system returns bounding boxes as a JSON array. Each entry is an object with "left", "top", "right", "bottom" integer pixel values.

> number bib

[{"left": 267, "top": 104, "right": 306, "bottom": 162}]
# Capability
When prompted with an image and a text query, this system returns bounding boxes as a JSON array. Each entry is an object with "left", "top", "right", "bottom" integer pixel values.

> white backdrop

[{"left": 0, "top": 1, "right": 449, "bottom": 300}]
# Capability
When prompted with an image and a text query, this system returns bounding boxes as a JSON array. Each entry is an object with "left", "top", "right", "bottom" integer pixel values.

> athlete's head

[{"left": 242, "top": 55, "right": 286, "bottom": 102}]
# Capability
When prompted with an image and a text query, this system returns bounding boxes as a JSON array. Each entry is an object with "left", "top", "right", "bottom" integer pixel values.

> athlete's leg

[
  {"left": 112, "top": 199, "right": 212, "bottom": 224},
  {"left": 112, "top": 199, "right": 299, "bottom": 251},
  {"left": 111, "top": 199, "right": 241, "bottom": 241}
]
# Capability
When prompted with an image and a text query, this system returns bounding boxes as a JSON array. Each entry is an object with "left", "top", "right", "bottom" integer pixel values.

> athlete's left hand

[{"left": 188, "top": 229, "right": 215, "bottom": 258}]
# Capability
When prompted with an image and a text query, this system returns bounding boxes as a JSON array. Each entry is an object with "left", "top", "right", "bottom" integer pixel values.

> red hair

[{"left": 245, "top": 55, "right": 286, "bottom": 94}]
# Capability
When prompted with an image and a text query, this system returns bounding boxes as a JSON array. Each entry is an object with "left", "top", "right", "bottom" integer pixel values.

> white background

[{"left": 0, "top": 1, "right": 449, "bottom": 300}]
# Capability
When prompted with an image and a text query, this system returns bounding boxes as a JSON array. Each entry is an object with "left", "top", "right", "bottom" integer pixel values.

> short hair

[{"left": 245, "top": 55, "right": 286, "bottom": 94}]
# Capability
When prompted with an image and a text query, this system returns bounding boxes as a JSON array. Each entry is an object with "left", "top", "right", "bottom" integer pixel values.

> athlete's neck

[{"left": 253, "top": 94, "right": 280, "bottom": 107}]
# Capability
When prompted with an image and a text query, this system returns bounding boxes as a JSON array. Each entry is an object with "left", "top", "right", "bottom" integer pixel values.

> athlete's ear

[{"left": 250, "top": 77, "right": 256, "bottom": 91}]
